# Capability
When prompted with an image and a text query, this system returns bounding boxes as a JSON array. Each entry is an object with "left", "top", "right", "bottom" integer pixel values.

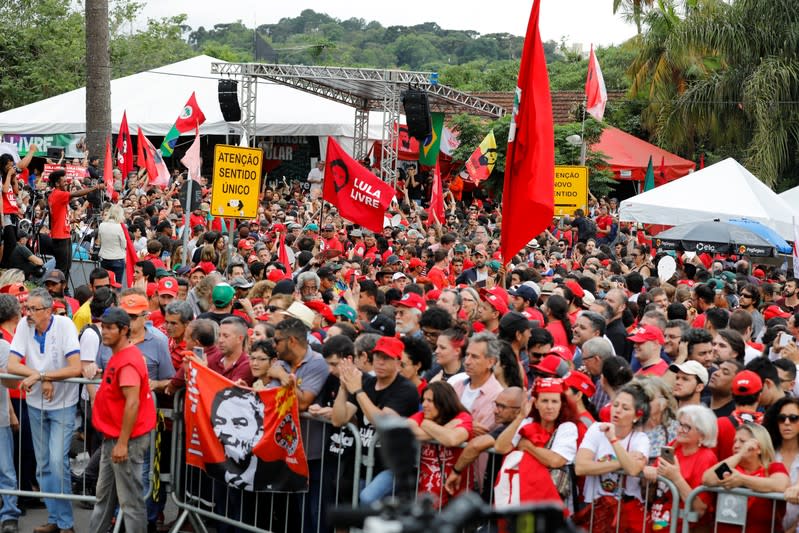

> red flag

[
  {"left": 585, "top": 44, "right": 608, "bottom": 121},
  {"left": 121, "top": 223, "right": 138, "bottom": 287},
  {"left": 174, "top": 92, "right": 206, "bottom": 132},
  {"left": 103, "top": 136, "right": 114, "bottom": 197},
  {"left": 136, "top": 127, "right": 149, "bottom": 171},
  {"left": 138, "top": 128, "right": 169, "bottom": 188},
  {"left": 323, "top": 137, "right": 395, "bottom": 233},
  {"left": 500, "top": 0, "right": 555, "bottom": 264},
  {"left": 184, "top": 362, "right": 309, "bottom": 492},
  {"left": 278, "top": 231, "right": 292, "bottom": 278},
  {"left": 699, "top": 153, "right": 705, "bottom": 169},
  {"left": 426, "top": 162, "right": 444, "bottom": 226},
  {"left": 116, "top": 111, "right": 133, "bottom": 177}
]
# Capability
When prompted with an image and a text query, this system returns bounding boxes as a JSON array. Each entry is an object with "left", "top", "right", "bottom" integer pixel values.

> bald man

[{"left": 443, "top": 387, "right": 524, "bottom": 499}]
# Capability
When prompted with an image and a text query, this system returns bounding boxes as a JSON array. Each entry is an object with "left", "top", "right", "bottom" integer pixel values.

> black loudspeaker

[
  {"left": 218, "top": 79, "right": 242, "bottom": 122},
  {"left": 402, "top": 89, "right": 432, "bottom": 141}
]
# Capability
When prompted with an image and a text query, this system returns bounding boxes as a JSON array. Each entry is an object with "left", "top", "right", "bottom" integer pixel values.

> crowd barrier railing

[
  {"left": 167, "top": 389, "right": 363, "bottom": 533},
  {"left": 0, "top": 373, "right": 164, "bottom": 532},
  {"left": 681, "top": 485, "right": 787, "bottom": 533}
]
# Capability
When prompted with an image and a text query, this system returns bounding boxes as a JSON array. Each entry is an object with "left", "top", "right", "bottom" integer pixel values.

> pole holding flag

[
  {"left": 180, "top": 124, "right": 202, "bottom": 266},
  {"left": 500, "top": 0, "right": 555, "bottom": 266}
]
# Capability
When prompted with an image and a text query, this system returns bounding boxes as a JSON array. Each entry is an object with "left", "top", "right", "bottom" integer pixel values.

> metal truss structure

[{"left": 210, "top": 63, "right": 505, "bottom": 183}]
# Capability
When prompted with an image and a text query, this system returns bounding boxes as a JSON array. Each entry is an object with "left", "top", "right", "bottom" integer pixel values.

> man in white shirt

[
  {"left": 6, "top": 288, "right": 81, "bottom": 533},
  {"left": 307, "top": 160, "right": 324, "bottom": 200}
]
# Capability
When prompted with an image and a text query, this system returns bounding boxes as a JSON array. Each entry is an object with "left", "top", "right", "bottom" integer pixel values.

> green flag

[
  {"left": 643, "top": 155, "right": 655, "bottom": 192},
  {"left": 419, "top": 112, "right": 444, "bottom": 166}
]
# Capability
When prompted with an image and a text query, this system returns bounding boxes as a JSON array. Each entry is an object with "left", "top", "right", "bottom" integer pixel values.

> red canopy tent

[{"left": 591, "top": 126, "right": 696, "bottom": 186}]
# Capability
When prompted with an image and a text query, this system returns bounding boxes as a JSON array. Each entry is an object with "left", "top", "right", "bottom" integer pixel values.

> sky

[{"left": 140, "top": 0, "right": 638, "bottom": 49}]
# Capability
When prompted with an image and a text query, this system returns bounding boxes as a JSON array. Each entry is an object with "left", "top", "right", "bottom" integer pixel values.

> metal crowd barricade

[
  {"left": 0, "top": 373, "right": 163, "bottom": 532},
  {"left": 168, "top": 389, "right": 363, "bottom": 533},
  {"left": 681, "top": 485, "right": 787, "bottom": 533}
]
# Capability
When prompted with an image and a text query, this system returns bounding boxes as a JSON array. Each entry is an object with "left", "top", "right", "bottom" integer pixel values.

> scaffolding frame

[{"left": 210, "top": 63, "right": 504, "bottom": 182}]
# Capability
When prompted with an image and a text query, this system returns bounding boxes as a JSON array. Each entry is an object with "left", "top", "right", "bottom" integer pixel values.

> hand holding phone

[
  {"left": 660, "top": 446, "right": 675, "bottom": 464},
  {"left": 714, "top": 462, "right": 732, "bottom": 480}
]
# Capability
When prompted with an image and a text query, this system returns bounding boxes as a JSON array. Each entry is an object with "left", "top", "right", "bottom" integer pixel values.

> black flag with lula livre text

[{"left": 323, "top": 137, "right": 395, "bottom": 233}]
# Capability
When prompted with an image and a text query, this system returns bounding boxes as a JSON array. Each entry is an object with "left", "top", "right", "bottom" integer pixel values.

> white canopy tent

[
  {"left": 619, "top": 158, "right": 799, "bottom": 241},
  {"left": 0, "top": 54, "right": 386, "bottom": 148},
  {"left": 779, "top": 185, "right": 799, "bottom": 207}
]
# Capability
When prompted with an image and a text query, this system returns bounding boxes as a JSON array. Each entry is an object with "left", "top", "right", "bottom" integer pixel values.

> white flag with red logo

[{"left": 585, "top": 45, "right": 607, "bottom": 122}]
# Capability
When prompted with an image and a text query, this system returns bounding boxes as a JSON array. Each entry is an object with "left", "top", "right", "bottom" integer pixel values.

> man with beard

[
  {"left": 147, "top": 277, "right": 179, "bottom": 333},
  {"left": 435, "top": 289, "right": 462, "bottom": 323},
  {"left": 668, "top": 360, "right": 707, "bottom": 409},
  {"left": 663, "top": 319, "right": 690, "bottom": 362},
  {"left": 89, "top": 308, "right": 155, "bottom": 533},
  {"left": 455, "top": 246, "right": 489, "bottom": 286},
  {"left": 43, "top": 269, "right": 79, "bottom": 317},
  {"left": 393, "top": 293, "right": 426, "bottom": 338},
  {"left": 709, "top": 359, "right": 744, "bottom": 417},
  {"left": 777, "top": 278, "right": 799, "bottom": 313}
]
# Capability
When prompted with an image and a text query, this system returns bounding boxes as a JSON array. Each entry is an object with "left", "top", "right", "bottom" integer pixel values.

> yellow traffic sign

[
  {"left": 210, "top": 144, "right": 263, "bottom": 219},
  {"left": 554, "top": 165, "right": 588, "bottom": 217}
]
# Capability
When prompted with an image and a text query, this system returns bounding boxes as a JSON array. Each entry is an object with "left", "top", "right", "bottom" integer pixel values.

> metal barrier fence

[
  {"left": 0, "top": 373, "right": 162, "bottom": 533},
  {"left": 168, "top": 389, "right": 363, "bottom": 533},
  {"left": 681, "top": 485, "right": 788, "bottom": 533}
]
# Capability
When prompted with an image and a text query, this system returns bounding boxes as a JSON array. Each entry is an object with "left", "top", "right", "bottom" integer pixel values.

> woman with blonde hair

[
  {"left": 634, "top": 375, "right": 679, "bottom": 460},
  {"left": 96, "top": 204, "right": 128, "bottom": 285},
  {"left": 459, "top": 287, "right": 481, "bottom": 323}
]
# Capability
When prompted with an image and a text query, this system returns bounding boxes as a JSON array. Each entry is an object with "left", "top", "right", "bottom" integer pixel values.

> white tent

[
  {"left": 779, "top": 185, "right": 799, "bottom": 207},
  {"left": 619, "top": 158, "right": 799, "bottom": 240},
  {"left": 0, "top": 55, "right": 385, "bottom": 141}
]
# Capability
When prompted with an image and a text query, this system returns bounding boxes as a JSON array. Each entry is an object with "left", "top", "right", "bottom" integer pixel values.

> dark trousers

[
  {"left": 51, "top": 238, "right": 72, "bottom": 284},
  {"left": 100, "top": 258, "right": 125, "bottom": 288}
]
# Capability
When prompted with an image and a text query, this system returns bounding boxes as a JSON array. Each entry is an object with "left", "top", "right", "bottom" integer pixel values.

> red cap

[
  {"left": 238, "top": 239, "right": 254, "bottom": 251},
  {"left": 533, "top": 377, "right": 565, "bottom": 394},
  {"left": 408, "top": 258, "right": 424, "bottom": 269},
  {"left": 304, "top": 300, "right": 335, "bottom": 324},
  {"left": 698, "top": 253, "right": 713, "bottom": 270},
  {"left": 342, "top": 268, "right": 363, "bottom": 283},
  {"left": 373, "top": 336, "right": 404, "bottom": 360},
  {"left": 565, "top": 279, "right": 585, "bottom": 299},
  {"left": 627, "top": 324, "right": 665, "bottom": 345},
  {"left": 53, "top": 300, "right": 66, "bottom": 311},
  {"left": 753, "top": 268, "right": 766, "bottom": 279},
  {"left": 158, "top": 276, "right": 179, "bottom": 297},
  {"left": 548, "top": 345, "right": 574, "bottom": 362},
  {"left": 482, "top": 291, "right": 509, "bottom": 315},
  {"left": 197, "top": 261, "right": 216, "bottom": 275},
  {"left": 393, "top": 292, "right": 427, "bottom": 312},
  {"left": 425, "top": 289, "right": 441, "bottom": 301},
  {"left": 764, "top": 305, "right": 791, "bottom": 321},
  {"left": 533, "top": 354, "right": 570, "bottom": 377},
  {"left": 107, "top": 270, "right": 122, "bottom": 289},
  {"left": 564, "top": 371, "right": 596, "bottom": 397},
  {"left": 732, "top": 370, "right": 763, "bottom": 396}
]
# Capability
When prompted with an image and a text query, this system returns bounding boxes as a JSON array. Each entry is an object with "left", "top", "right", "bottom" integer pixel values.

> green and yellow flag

[{"left": 419, "top": 112, "right": 444, "bottom": 166}]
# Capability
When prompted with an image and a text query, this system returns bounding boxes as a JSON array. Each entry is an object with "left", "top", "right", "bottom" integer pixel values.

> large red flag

[
  {"left": 323, "top": 137, "right": 395, "bottom": 233},
  {"left": 138, "top": 128, "right": 169, "bottom": 188},
  {"left": 585, "top": 44, "right": 608, "bottom": 122},
  {"left": 184, "top": 362, "right": 309, "bottom": 492},
  {"left": 116, "top": 111, "right": 133, "bottom": 177},
  {"left": 121, "top": 223, "right": 138, "bottom": 287},
  {"left": 103, "top": 136, "right": 114, "bottom": 197},
  {"left": 426, "top": 162, "right": 444, "bottom": 226},
  {"left": 500, "top": 0, "right": 555, "bottom": 264}
]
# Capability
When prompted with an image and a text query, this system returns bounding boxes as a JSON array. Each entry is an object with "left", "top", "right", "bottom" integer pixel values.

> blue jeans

[
  {"left": 100, "top": 258, "right": 126, "bottom": 288},
  {"left": 28, "top": 404, "right": 76, "bottom": 529},
  {"left": 0, "top": 426, "right": 20, "bottom": 523},
  {"left": 359, "top": 469, "right": 394, "bottom": 506}
]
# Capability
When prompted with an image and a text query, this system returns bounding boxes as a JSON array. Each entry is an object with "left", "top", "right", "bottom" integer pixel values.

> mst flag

[
  {"left": 419, "top": 112, "right": 444, "bottom": 166},
  {"left": 463, "top": 130, "right": 497, "bottom": 184},
  {"left": 323, "top": 137, "right": 395, "bottom": 233},
  {"left": 185, "top": 362, "right": 308, "bottom": 492},
  {"left": 585, "top": 44, "right": 608, "bottom": 122},
  {"left": 138, "top": 128, "right": 170, "bottom": 188},
  {"left": 116, "top": 111, "right": 133, "bottom": 177},
  {"left": 500, "top": 0, "right": 555, "bottom": 264},
  {"left": 161, "top": 92, "right": 206, "bottom": 157}
]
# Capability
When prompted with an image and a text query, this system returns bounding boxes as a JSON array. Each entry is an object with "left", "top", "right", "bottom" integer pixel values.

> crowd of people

[{"left": 2, "top": 150, "right": 799, "bottom": 533}]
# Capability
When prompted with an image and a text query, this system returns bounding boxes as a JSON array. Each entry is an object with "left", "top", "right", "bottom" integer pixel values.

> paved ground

[{"left": 17, "top": 499, "right": 182, "bottom": 533}]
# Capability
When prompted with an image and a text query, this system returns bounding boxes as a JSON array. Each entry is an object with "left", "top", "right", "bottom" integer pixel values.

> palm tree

[
  {"left": 613, "top": 0, "right": 656, "bottom": 34},
  {"left": 658, "top": 0, "right": 799, "bottom": 186}
]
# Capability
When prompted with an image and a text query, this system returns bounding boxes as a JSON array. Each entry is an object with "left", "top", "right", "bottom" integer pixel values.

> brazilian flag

[{"left": 419, "top": 112, "right": 444, "bottom": 166}]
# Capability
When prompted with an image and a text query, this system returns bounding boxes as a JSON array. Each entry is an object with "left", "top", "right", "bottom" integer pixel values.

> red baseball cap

[
  {"left": 627, "top": 324, "right": 665, "bottom": 345},
  {"left": 753, "top": 268, "right": 766, "bottom": 279},
  {"left": 158, "top": 276, "right": 179, "bottom": 297},
  {"left": 373, "top": 336, "right": 404, "bottom": 360},
  {"left": 408, "top": 258, "right": 424, "bottom": 269},
  {"left": 304, "top": 300, "right": 335, "bottom": 324},
  {"left": 393, "top": 292, "right": 427, "bottom": 312},
  {"left": 565, "top": 279, "right": 585, "bottom": 299},
  {"left": 533, "top": 377, "right": 565, "bottom": 394},
  {"left": 532, "top": 354, "right": 570, "bottom": 377},
  {"left": 482, "top": 291, "right": 509, "bottom": 315},
  {"left": 764, "top": 305, "right": 791, "bottom": 321},
  {"left": 732, "top": 370, "right": 763, "bottom": 396},
  {"left": 564, "top": 371, "right": 596, "bottom": 398},
  {"left": 107, "top": 271, "right": 122, "bottom": 289},
  {"left": 548, "top": 345, "right": 574, "bottom": 362}
]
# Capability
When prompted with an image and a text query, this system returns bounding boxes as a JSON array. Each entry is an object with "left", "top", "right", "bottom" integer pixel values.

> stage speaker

[
  {"left": 218, "top": 79, "right": 242, "bottom": 122},
  {"left": 402, "top": 89, "right": 432, "bottom": 141}
]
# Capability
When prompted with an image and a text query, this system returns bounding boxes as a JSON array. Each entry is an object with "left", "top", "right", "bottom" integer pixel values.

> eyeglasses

[
  {"left": 677, "top": 422, "right": 694, "bottom": 433},
  {"left": 494, "top": 402, "right": 521, "bottom": 410},
  {"left": 274, "top": 336, "right": 288, "bottom": 344},
  {"left": 778, "top": 414, "right": 799, "bottom": 424},
  {"left": 25, "top": 306, "right": 48, "bottom": 313},
  {"left": 739, "top": 293, "right": 753, "bottom": 298}
]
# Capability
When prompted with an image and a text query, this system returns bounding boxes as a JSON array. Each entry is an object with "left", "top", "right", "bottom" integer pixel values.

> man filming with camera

[{"left": 47, "top": 169, "right": 104, "bottom": 283}]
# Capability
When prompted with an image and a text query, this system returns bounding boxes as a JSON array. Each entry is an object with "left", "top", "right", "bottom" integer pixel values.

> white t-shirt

[
  {"left": 512, "top": 419, "right": 578, "bottom": 464},
  {"left": 459, "top": 386, "right": 481, "bottom": 411},
  {"left": 10, "top": 315, "right": 81, "bottom": 410},
  {"left": 579, "top": 423, "right": 650, "bottom": 502}
]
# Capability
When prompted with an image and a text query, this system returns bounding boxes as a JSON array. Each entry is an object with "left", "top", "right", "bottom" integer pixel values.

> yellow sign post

[
  {"left": 210, "top": 144, "right": 263, "bottom": 219},
  {"left": 553, "top": 165, "right": 588, "bottom": 217}
]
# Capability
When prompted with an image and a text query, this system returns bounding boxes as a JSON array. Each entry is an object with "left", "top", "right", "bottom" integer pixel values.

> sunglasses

[{"left": 778, "top": 414, "right": 799, "bottom": 423}]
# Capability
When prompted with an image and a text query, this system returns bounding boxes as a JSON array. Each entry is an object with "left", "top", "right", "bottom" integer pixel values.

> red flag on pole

[
  {"left": 138, "top": 127, "right": 169, "bottom": 188},
  {"left": 323, "top": 137, "right": 395, "bottom": 233},
  {"left": 426, "top": 162, "right": 444, "bottom": 226},
  {"left": 116, "top": 111, "right": 133, "bottom": 177},
  {"left": 103, "top": 136, "right": 114, "bottom": 197},
  {"left": 121, "top": 223, "right": 138, "bottom": 287},
  {"left": 500, "top": 0, "right": 555, "bottom": 264},
  {"left": 136, "top": 127, "right": 149, "bottom": 171},
  {"left": 585, "top": 44, "right": 608, "bottom": 122}
]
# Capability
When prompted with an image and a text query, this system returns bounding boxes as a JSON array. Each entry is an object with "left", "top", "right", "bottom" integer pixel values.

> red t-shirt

[
  {"left": 636, "top": 359, "right": 669, "bottom": 377},
  {"left": 49, "top": 189, "right": 71, "bottom": 239},
  {"left": 427, "top": 266, "right": 449, "bottom": 290},
  {"left": 715, "top": 410, "right": 764, "bottom": 460},
  {"left": 2, "top": 185, "right": 21, "bottom": 216},
  {"left": 650, "top": 445, "right": 717, "bottom": 530},
  {"left": 546, "top": 321, "right": 570, "bottom": 349}
]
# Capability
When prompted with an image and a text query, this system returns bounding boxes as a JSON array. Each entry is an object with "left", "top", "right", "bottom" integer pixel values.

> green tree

[{"left": 613, "top": 0, "right": 656, "bottom": 34}]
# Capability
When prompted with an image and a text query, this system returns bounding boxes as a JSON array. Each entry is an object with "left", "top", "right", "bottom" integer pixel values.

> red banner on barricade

[{"left": 184, "top": 361, "right": 309, "bottom": 492}]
